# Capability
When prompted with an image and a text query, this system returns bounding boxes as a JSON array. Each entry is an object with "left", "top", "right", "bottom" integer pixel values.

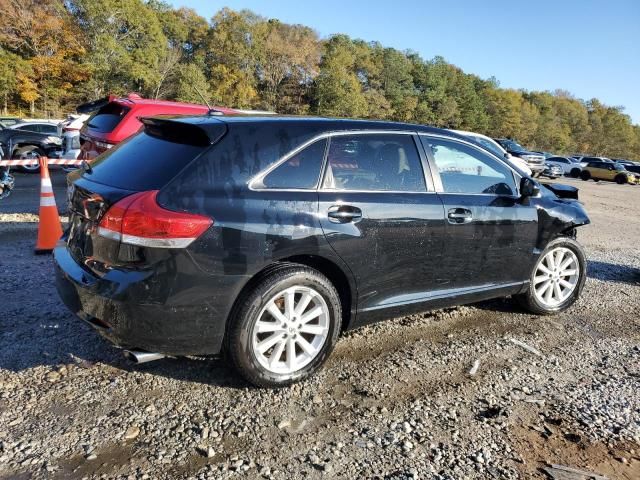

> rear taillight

[{"left": 97, "top": 191, "right": 212, "bottom": 248}]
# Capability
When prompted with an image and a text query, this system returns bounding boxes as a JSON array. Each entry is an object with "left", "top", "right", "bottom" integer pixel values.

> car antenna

[{"left": 191, "top": 85, "right": 218, "bottom": 116}]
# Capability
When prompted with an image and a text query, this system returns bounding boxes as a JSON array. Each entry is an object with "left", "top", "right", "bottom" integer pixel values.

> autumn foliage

[{"left": 0, "top": 1, "right": 638, "bottom": 159}]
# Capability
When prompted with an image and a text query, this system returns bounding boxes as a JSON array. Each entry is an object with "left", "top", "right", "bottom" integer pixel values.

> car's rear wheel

[
  {"left": 570, "top": 168, "right": 581, "bottom": 178},
  {"left": 615, "top": 174, "right": 626, "bottom": 185},
  {"left": 579, "top": 170, "right": 590, "bottom": 181},
  {"left": 516, "top": 237, "right": 586, "bottom": 315},
  {"left": 227, "top": 265, "right": 341, "bottom": 387}
]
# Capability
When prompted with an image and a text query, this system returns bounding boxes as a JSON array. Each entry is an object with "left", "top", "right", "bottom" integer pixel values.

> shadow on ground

[{"left": 588, "top": 260, "right": 640, "bottom": 285}]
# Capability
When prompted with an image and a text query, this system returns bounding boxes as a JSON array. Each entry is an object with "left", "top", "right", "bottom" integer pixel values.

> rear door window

[
  {"left": 82, "top": 131, "right": 206, "bottom": 190},
  {"left": 322, "top": 134, "right": 426, "bottom": 192},
  {"left": 260, "top": 139, "right": 327, "bottom": 189},
  {"left": 86, "top": 103, "right": 131, "bottom": 133}
]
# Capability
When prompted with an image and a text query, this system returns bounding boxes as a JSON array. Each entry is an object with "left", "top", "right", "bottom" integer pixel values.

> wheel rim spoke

[
  {"left": 267, "top": 303, "right": 287, "bottom": 324},
  {"left": 561, "top": 269, "right": 578, "bottom": 277},
  {"left": 536, "top": 280, "right": 552, "bottom": 297},
  {"left": 257, "top": 332, "right": 284, "bottom": 353},
  {"left": 296, "top": 336, "right": 316, "bottom": 357},
  {"left": 284, "top": 289, "right": 295, "bottom": 318},
  {"left": 538, "top": 263, "right": 553, "bottom": 275},
  {"left": 300, "top": 306, "right": 323, "bottom": 324},
  {"left": 295, "top": 292, "right": 313, "bottom": 316},
  {"left": 255, "top": 320, "right": 281, "bottom": 334},
  {"left": 269, "top": 340, "right": 286, "bottom": 367},
  {"left": 299, "top": 324, "right": 326, "bottom": 335},
  {"left": 286, "top": 338, "right": 296, "bottom": 370},
  {"left": 534, "top": 274, "right": 548, "bottom": 284},
  {"left": 553, "top": 281, "right": 563, "bottom": 301},
  {"left": 559, "top": 279, "right": 573, "bottom": 289}
]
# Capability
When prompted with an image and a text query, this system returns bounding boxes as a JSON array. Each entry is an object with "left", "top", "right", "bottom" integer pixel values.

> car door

[
  {"left": 317, "top": 131, "right": 446, "bottom": 316},
  {"left": 419, "top": 134, "right": 538, "bottom": 289}
]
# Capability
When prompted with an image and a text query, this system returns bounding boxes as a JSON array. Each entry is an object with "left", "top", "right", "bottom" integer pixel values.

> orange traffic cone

[{"left": 35, "top": 157, "right": 63, "bottom": 254}]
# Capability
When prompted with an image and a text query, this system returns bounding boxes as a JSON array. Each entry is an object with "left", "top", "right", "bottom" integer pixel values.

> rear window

[
  {"left": 86, "top": 103, "right": 131, "bottom": 133},
  {"left": 82, "top": 132, "right": 205, "bottom": 190}
]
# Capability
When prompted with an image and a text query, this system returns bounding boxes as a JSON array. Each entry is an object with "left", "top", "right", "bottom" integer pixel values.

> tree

[
  {"left": 174, "top": 63, "right": 211, "bottom": 104},
  {"left": 66, "top": 0, "right": 168, "bottom": 98},
  {"left": 254, "top": 20, "right": 320, "bottom": 112},
  {"left": 0, "top": 0, "right": 87, "bottom": 115},
  {"left": 314, "top": 35, "right": 367, "bottom": 118}
]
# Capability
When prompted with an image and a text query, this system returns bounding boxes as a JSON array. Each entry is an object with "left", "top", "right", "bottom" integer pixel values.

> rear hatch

[
  {"left": 66, "top": 118, "right": 225, "bottom": 270},
  {"left": 80, "top": 102, "right": 132, "bottom": 158}
]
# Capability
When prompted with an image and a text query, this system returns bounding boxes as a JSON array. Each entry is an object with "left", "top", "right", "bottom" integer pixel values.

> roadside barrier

[{"left": 0, "top": 156, "right": 83, "bottom": 253}]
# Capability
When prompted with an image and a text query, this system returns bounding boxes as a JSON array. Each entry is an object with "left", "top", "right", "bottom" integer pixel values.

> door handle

[
  {"left": 328, "top": 205, "right": 362, "bottom": 223},
  {"left": 447, "top": 208, "right": 472, "bottom": 224}
]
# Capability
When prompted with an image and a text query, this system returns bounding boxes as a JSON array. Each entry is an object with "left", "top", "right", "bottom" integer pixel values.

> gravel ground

[{"left": 1, "top": 174, "right": 639, "bottom": 479}]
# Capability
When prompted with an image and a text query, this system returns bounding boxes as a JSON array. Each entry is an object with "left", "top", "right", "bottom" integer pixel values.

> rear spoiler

[
  {"left": 140, "top": 117, "right": 227, "bottom": 146},
  {"left": 76, "top": 95, "right": 117, "bottom": 114}
]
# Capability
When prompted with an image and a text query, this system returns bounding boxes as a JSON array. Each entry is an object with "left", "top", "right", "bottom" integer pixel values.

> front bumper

[{"left": 53, "top": 245, "right": 240, "bottom": 356}]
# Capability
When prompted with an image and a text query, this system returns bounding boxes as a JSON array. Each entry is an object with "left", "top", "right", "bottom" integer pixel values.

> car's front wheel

[
  {"left": 227, "top": 265, "right": 341, "bottom": 387},
  {"left": 516, "top": 237, "right": 587, "bottom": 315},
  {"left": 15, "top": 146, "right": 43, "bottom": 173}
]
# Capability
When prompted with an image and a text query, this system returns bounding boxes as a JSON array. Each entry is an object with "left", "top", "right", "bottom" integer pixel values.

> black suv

[{"left": 55, "top": 116, "right": 590, "bottom": 387}]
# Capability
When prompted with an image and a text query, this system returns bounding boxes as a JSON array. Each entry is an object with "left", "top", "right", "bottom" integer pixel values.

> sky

[{"left": 169, "top": 0, "right": 640, "bottom": 124}]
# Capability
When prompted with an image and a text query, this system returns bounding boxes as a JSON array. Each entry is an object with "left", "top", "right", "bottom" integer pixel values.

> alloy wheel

[
  {"left": 533, "top": 247, "right": 580, "bottom": 308},
  {"left": 251, "top": 286, "right": 330, "bottom": 375},
  {"left": 19, "top": 150, "right": 41, "bottom": 172}
]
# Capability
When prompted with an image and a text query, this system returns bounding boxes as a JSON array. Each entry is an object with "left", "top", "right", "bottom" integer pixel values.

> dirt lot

[{"left": 0, "top": 172, "right": 638, "bottom": 479}]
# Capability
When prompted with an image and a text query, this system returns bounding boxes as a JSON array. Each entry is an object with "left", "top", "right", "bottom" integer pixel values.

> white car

[
  {"left": 451, "top": 129, "right": 532, "bottom": 176},
  {"left": 545, "top": 156, "right": 583, "bottom": 177},
  {"left": 60, "top": 114, "right": 89, "bottom": 132}
]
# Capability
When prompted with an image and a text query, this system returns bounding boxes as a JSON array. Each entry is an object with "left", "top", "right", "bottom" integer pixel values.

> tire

[
  {"left": 515, "top": 236, "right": 587, "bottom": 315},
  {"left": 15, "top": 146, "right": 43, "bottom": 173},
  {"left": 570, "top": 168, "right": 581, "bottom": 178},
  {"left": 615, "top": 174, "right": 626, "bottom": 185},
  {"left": 579, "top": 170, "right": 590, "bottom": 181},
  {"left": 226, "top": 264, "right": 341, "bottom": 387}
]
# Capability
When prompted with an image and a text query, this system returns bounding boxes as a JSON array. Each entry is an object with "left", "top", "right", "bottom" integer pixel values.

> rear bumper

[{"left": 53, "top": 245, "right": 245, "bottom": 356}]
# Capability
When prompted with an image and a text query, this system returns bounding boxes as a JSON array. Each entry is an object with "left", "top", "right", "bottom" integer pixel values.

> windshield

[
  {"left": 86, "top": 103, "right": 130, "bottom": 133},
  {"left": 503, "top": 139, "right": 526, "bottom": 151},
  {"left": 475, "top": 138, "right": 504, "bottom": 157}
]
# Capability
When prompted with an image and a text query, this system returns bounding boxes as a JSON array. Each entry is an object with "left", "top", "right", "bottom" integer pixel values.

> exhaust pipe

[{"left": 124, "top": 350, "right": 165, "bottom": 364}]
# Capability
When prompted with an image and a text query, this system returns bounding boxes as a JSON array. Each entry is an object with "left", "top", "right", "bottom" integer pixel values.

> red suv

[{"left": 78, "top": 93, "right": 238, "bottom": 160}]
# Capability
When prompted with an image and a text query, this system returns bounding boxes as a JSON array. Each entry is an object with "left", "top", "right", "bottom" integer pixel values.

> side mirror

[
  {"left": 520, "top": 177, "right": 540, "bottom": 198},
  {"left": 504, "top": 152, "right": 511, "bottom": 160}
]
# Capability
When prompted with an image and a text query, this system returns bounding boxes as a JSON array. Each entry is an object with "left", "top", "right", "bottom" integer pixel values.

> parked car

[
  {"left": 494, "top": 139, "right": 546, "bottom": 177},
  {"left": 77, "top": 93, "right": 240, "bottom": 160},
  {"left": 451, "top": 129, "right": 532, "bottom": 176},
  {"left": 0, "top": 116, "right": 21, "bottom": 128},
  {"left": 9, "top": 120, "right": 61, "bottom": 136},
  {"left": 542, "top": 162, "right": 563, "bottom": 179},
  {"left": 0, "top": 127, "right": 62, "bottom": 172},
  {"left": 619, "top": 161, "right": 640, "bottom": 174},
  {"left": 580, "top": 160, "right": 639, "bottom": 184},
  {"left": 545, "top": 156, "right": 582, "bottom": 178},
  {"left": 578, "top": 156, "right": 613, "bottom": 168},
  {"left": 61, "top": 114, "right": 89, "bottom": 133},
  {"left": 533, "top": 151, "right": 554, "bottom": 159},
  {"left": 55, "top": 116, "right": 590, "bottom": 387}
]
